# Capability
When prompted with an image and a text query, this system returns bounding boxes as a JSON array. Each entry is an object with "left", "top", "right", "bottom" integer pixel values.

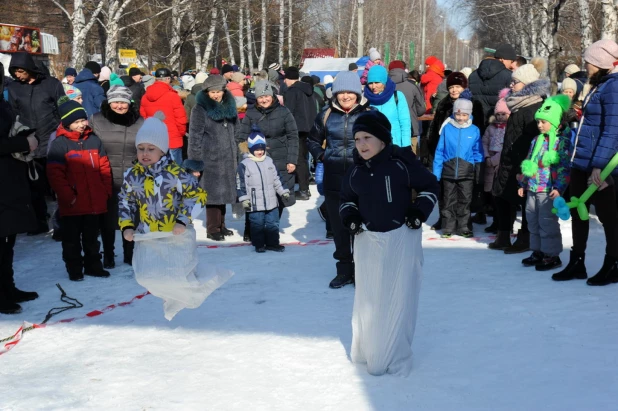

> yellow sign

[
  {"left": 119, "top": 49, "right": 136, "bottom": 58},
  {"left": 118, "top": 49, "right": 138, "bottom": 66}
]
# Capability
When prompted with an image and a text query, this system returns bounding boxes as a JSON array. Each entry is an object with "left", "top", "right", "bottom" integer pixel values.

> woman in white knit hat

[{"left": 489, "top": 57, "right": 550, "bottom": 254}]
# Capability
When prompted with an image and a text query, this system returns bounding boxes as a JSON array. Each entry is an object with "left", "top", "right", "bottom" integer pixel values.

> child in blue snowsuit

[
  {"left": 237, "top": 127, "right": 290, "bottom": 253},
  {"left": 433, "top": 97, "right": 483, "bottom": 238}
]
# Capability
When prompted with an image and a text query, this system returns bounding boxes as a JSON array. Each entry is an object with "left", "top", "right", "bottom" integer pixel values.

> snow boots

[
  {"left": 535, "top": 256, "right": 562, "bottom": 271},
  {"left": 0, "top": 236, "right": 38, "bottom": 314},
  {"left": 522, "top": 251, "right": 544, "bottom": 267},
  {"left": 503, "top": 230, "right": 530, "bottom": 254},
  {"left": 488, "top": 231, "right": 511, "bottom": 250},
  {"left": 551, "top": 251, "right": 587, "bottom": 281},
  {"left": 586, "top": 255, "right": 618, "bottom": 286},
  {"left": 329, "top": 262, "right": 354, "bottom": 289}
]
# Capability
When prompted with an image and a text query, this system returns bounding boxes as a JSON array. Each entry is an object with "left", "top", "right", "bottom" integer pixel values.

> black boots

[
  {"left": 0, "top": 290, "right": 21, "bottom": 315},
  {"left": 488, "top": 231, "right": 511, "bottom": 250},
  {"left": 484, "top": 221, "right": 498, "bottom": 234},
  {"left": 586, "top": 255, "right": 618, "bottom": 286},
  {"left": 329, "top": 262, "right": 354, "bottom": 289},
  {"left": 522, "top": 251, "right": 544, "bottom": 267},
  {"left": 207, "top": 232, "right": 225, "bottom": 241},
  {"left": 536, "top": 256, "right": 562, "bottom": 271},
  {"left": 296, "top": 190, "right": 311, "bottom": 201},
  {"left": 552, "top": 251, "right": 587, "bottom": 281},
  {"left": 504, "top": 230, "right": 530, "bottom": 254},
  {"left": 471, "top": 212, "right": 487, "bottom": 225},
  {"left": 265, "top": 245, "right": 285, "bottom": 252}
]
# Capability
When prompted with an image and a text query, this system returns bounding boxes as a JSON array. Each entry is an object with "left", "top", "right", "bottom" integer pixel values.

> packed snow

[{"left": 1, "top": 185, "right": 617, "bottom": 410}]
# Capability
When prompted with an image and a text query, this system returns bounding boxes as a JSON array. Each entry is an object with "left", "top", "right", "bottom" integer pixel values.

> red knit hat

[
  {"left": 388, "top": 60, "right": 406, "bottom": 71},
  {"left": 446, "top": 71, "right": 468, "bottom": 89},
  {"left": 209, "top": 68, "right": 220, "bottom": 75}
]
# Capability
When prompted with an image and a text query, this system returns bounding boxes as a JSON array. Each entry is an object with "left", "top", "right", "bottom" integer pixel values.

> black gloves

[
  {"left": 344, "top": 215, "right": 363, "bottom": 235},
  {"left": 405, "top": 208, "right": 425, "bottom": 230}
]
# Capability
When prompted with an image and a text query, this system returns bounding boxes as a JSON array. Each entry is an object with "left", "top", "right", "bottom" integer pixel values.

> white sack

[
  {"left": 351, "top": 225, "right": 423, "bottom": 376},
  {"left": 133, "top": 226, "right": 234, "bottom": 320}
]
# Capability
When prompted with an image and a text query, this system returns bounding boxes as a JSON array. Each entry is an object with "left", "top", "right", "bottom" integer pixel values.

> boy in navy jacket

[{"left": 433, "top": 97, "right": 483, "bottom": 238}]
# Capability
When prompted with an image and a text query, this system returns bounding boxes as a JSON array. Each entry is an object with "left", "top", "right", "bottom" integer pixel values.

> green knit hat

[{"left": 521, "top": 94, "right": 571, "bottom": 178}]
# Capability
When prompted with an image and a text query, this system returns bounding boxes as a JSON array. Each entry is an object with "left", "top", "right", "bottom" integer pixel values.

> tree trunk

[
  {"left": 246, "top": 0, "right": 255, "bottom": 70},
  {"left": 203, "top": 6, "right": 218, "bottom": 70},
  {"left": 578, "top": 0, "right": 593, "bottom": 59},
  {"left": 288, "top": 0, "right": 292, "bottom": 66},
  {"left": 601, "top": 0, "right": 618, "bottom": 41},
  {"left": 239, "top": 4, "right": 246, "bottom": 70},
  {"left": 279, "top": 0, "right": 285, "bottom": 63},
  {"left": 258, "top": 0, "right": 267, "bottom": 70},
  {"left": 344, "top": 0, "right": 357, "bottom": 58},
  {"left": 221, "top": 9, "right": 236, "bottom": 66},
  {"left": 169, "top": 0, "right": 187, "bottom": 71}
]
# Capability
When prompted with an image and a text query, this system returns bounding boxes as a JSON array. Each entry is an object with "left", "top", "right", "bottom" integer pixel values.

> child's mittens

[
  {"left": 123, "top": 228, "right": 135, "bottom": 242},
  {"left": 172, "top": 223, "right": 186, "bottom": 235},
  {"left": 282, "top": 192, "right": 290, "bottom": 201},
  {"left": 242, "top": 199, "right": 251, "bottom": 211}
]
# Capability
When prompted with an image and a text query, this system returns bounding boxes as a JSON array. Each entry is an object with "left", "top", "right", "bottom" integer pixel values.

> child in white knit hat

[{"left": 118, "top": 112, "right": 207, "bottom": 241}]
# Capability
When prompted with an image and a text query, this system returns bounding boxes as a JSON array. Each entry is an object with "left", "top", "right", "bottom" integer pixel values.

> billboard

[{"left": 0, "top": 24, "right": 42, "bottom": 54}]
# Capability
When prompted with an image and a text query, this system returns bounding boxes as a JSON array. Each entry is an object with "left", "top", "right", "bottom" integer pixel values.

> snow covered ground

[{"left": 1, "top": 186, "right": 617, "bottom": 410}]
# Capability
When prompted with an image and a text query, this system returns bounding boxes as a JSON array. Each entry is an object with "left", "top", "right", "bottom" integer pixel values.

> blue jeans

[
  {"left": 248, "top": 208, "right": 280, "bottom": 248},
  {"left": 169, "top": 148, "right": 183, "bottom": 165}
]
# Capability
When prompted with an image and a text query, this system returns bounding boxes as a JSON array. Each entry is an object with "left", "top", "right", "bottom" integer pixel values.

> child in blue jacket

[{"left": 433, "top": 97, "right": 483, "bottom": 238}]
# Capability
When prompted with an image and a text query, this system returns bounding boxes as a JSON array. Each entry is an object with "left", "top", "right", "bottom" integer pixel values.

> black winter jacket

[
  {"left": 121, "top": 75, "right": 145, "bottom": 111},
  {"left": 283, "top": 81, "right": 315, "bottom": 133},
  {"left": 340, "top": 144, "right": 440, "bottom": 233},
  {"left": 307, "top": 98, "right": 372, "bottom": 195},
  {"left": 7, "top": 52, "right": 65, "bottom": 158},
  {"left": 492, "top": 79, "right": 550, "bottom": 202},
  {"left": 90, "top": 101, "right": 144, "bottom": 190},
  {"left": 0, "top": 83, "right": 36, "bottom": 237},
  {"left": 389, "top": 68, "right": 426, "bottom": 137},
  {"left": 468, "top": 59, "right": 512, "bottom": 127},
  {"left": 239, "top": 100, "right": 299, "bottom": 206}
]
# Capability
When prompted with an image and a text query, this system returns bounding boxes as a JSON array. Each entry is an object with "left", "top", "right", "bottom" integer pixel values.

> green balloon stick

[{"left": 552, "top": 152, "right": 618, "bottom": 220}]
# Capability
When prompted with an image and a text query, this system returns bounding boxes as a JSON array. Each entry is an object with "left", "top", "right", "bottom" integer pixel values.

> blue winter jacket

[
  {"left": 573, "top": 72, "right": 618, "bottom": 174},
  {"left": 368, "top": 91, "right": 412, "bottom": 147},
  {"left": 74, "top": 69, "right": 106, "bottom": 116},
  {"left": 433, "top": 117, "right": 483, "bottom": 180}
]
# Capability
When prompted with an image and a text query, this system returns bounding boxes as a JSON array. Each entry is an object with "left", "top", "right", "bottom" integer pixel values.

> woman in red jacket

[{"left": 420, "top": 56, "right": 445, "bottom": 113}]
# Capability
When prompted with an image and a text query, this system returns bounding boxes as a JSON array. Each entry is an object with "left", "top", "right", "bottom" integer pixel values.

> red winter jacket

[
  {"left": 140, "top": 81, "right": 187, "bottom": 149},
  {"left": 47, "top": 125, "right": 112, "bottom": 217},
  {"left": 226, "top": 81, "right": 246, "bottom": 119},
  {"left": 421, "top": 60, "right": 445, "bottom": 112}
]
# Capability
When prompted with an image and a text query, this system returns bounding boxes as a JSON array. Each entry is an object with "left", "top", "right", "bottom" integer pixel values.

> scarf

[
  {"left": 248, "top": 153, "right": 267, "bottom": 162},
  {"left": 505, "top": 93, "right": 543, "bottom": 112},
  {"left": 363, "top": 78, "right": 397, "bottom": 106},
  {"left": 521, "top": 131, "right": 560, "bottom": 178}
]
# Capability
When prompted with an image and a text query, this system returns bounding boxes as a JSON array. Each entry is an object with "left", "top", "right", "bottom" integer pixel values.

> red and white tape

[
  {"left": 0, "top": 291, "right": 150, "bottom": 356},
  {"left": 197, "top": 238, "right": 333, "bottom": 249}
]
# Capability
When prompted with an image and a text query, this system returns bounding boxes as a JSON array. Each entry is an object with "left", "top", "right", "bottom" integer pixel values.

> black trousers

[
  {"left": 571, "top": 168, "right": 618, "bottom": 258},
  {"left": 495, "top": 195, "right": 528, "bottom": 233},
  {"left": 295, "top": 133, "right": 310, "bottom": 192},
  {"left": 62, "top": 215, "right": 103, "bottom": 273},
  {"left": 0, "top": 235, "right": 17, "bottom": 291},
  {"left": 441, "top": 178, "right": 474, "bottom": 233},
  {"left": 29, "top": 158, "right": 50, "bottom": 230},
  {"left": 100, "top": 188, "right": 134, "bottom": 260},
  {"left": 324, "top": 193, "right": 354, "bottom": 277}
]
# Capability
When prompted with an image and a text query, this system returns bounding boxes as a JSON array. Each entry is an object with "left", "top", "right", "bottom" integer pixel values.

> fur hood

[
  {"left": 196, "top": 89, "right": 238, "bottom": 121},
  {"left": 100, "top": 100, "right": 141, "bottom": 126},
  {"left": 508, "top": 78, "right": 551, "bottom": 99}
]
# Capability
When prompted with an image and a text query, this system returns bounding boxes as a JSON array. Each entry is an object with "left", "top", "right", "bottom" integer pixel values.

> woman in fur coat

[
  {"left": 185, "top": 75, "right": 242, "bottom": 241},
  {"left": 490, "top": 58, "right": 550, "bottom": 253}
]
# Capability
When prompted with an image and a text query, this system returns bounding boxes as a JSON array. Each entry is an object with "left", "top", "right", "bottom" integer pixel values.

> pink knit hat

[
  {"left": 583, "top": 39, "right": 618, "bottom": 70},
  {"left": 494, "top": 88, "right": 510, "bottom": 115}
]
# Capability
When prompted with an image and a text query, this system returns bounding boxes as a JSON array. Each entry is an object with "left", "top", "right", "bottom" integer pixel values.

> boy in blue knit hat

[{"left": 237, "top": 126, "right": 290, "bottom": 253}]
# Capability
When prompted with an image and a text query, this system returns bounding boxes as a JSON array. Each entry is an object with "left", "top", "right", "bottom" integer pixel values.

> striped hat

[
  {"left": 58, "top": 98, "right": 88, "bottom": 128},
  {"left": 63, "top": 84, "right": 82, "bottom": 100},
  {"left": 107, "top": 85, "right": 132, "bottom": 104},
  {"left": 247, "top": 125, "right": 266, "bottom": 154}
]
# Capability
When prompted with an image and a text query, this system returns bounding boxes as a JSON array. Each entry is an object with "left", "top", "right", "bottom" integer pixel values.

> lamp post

[
  {"left": 439, "top": 14, "right": 446, "bottom": 68},
  {"left": 357, "top": 0, "right": 364, "bottom": 57}
]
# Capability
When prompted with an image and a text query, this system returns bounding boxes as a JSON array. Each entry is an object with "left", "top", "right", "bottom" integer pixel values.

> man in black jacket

[
  {"left": 8, "top": 52, "right": 65, "bottom": 234},
  {"left": 468, "top": 44, "right": 516, "bottom": 129},
  {"left": 121, "top": 67, "right": 145, "bottom": 111},
  {"left": 283, "top": 67, "right": 315, "bottom": 200}
]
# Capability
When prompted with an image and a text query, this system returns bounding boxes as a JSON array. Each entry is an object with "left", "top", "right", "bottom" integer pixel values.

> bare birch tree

[
  {"left": 288, "top": 0, "right": 293, "bottom": 65},
  {"left": 51, "top": 0, "right": 106, "bottom": 69},
  {"left": 258, "top": 0, "right": 267, "bottom": 70},
  {"left": 246, "top": 0, "right": 255, "bottom": 69},
  {"left": 578, "top": 0, "right": 593, "bottom": 56},
  {"left": 239, "top": 4, "right": 246, "bottom": 69},
  {"left": 279, "top": 0, "right": 285, "bottom": 63},
  {"left": 601, "top": 0, "right": 618, "bottom": 41},
  {"left": 221, "top": 9, "right": 236, "bottom": 65}
]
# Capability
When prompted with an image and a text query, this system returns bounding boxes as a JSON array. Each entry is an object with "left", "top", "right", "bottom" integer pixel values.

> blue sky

[{"left": 437, "top": 0, "right": 473, "bottom": 40}]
